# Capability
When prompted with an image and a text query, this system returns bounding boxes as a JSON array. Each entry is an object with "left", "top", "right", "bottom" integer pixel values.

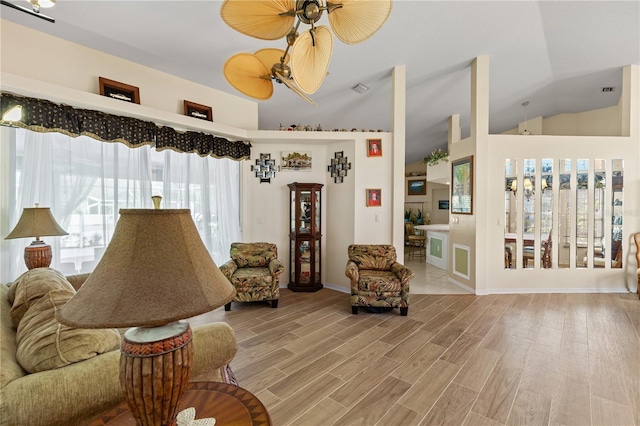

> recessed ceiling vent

[
  {"left": 601, "top": 87, "right": 615, "bottom": 92},
  {"left": 351, "top": 83, "right": 369, "bottom": 94}
]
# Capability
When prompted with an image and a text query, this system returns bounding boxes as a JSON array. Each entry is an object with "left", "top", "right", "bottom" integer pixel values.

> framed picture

[
  {"left": 99, "top": 77, "right": 140, "bottom": 104},
  {"left": 366, "top": 188, "right": 381, "bottom": 207},
  {"left": 451, "top": 155, "right": 473, "bottom": 214},
  {"left": 407, "top": 179, "right": 426, "bottom": 195},
  {"left": 183, "top": 100, "right": 213, "bottom": 121},
  {"left": 367, "top": 139, "right": 382, "bottom": 157},
  {"left": 282, "top": 151, "right": 312, "bottom": 171},
  {"left": 438, "top": 200, "right": 450, "bottom": 210}
]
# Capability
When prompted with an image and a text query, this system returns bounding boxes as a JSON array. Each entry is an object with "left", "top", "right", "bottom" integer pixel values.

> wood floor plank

[
  {"left": 288, "top": 396, "right": 348, "bottom": 426},
  {"left": 330, "top": 341, "right": 394, "bottom": 382},
  {"left": 420, "top": 383, "right": 478, "bottom": 426},
  {"left": 549, "top": 373, "right": 591, "bottom": 426},
  {"left": 506, "top": 388, "right": 551, "bottom": 426},
  {"left": 390, "top": 342, "right": 448, "bottom": 384},
  {"left": 471, "top": 365, "right": 522, "bottom": 424},
  {"left": 438, "top": 333, "right": 483, "bottom": 365},
  {"left": 268, "top": 352, "right": 345, "bottom": 399},
  {"left": 518, "top": 350, "right": 558, "bottom": 399},
  {"left": 590, "top": 395, "right": 635, "bottom": 426},
  {"left": 430, "top": 320, "right": 471, "bottom": 348},
  {"left": 398, "top": 359, "right": 460, "bottom": 415},
  {"left": 330, "top": 356, "right": 400, "bottom": 408},
  {"left": 268, "top": 374, "right": 345, "bottom": 426},
  {"left": 453, "top": 346, "right": 501, "bottom": 392},
  {"left": 384, "top": 330, "right": 436, "bottom": 363},
  {"left": 332, "top": 376, "right": 412, "bottom": 426},
  {"left": 376, "top": 404, "right": 423, "bottom": 426},
  {"left": 462, "top": 411, "right": 505, "bottom": 426}
]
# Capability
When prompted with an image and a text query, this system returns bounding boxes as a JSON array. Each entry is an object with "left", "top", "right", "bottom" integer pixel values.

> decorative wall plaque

[
  {"left": 327, "top": 151, "right": 351, "bottom": 183},
  {"left": 99, "top": 77, "right": 140, "bottom": 104},
  {"left": 251, "top": 153, "right": 278, "bottom": 183},
  {"left": 183, "top": 100, "right": 213, "bottom": 121}
]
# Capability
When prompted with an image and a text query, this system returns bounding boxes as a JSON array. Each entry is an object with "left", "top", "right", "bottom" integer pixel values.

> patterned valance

[{"left": 0, "top": 92, "right": 251, "bottom": 160}]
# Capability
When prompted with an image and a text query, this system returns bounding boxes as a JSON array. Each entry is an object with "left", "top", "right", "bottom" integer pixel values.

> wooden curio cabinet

[{"left": 288, "top": 182, "right": 323, "bottom": 292}]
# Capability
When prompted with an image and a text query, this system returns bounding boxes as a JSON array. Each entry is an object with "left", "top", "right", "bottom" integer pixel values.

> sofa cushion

[
  {"left": 10, "top": 268, "right": 75, "bottom": 327},
  {"left": 9, "top": 268, "right": 121, "bottom": 374},
  {"left": 0, "top": 283, "right": 26, "bottom": 387},
  {"left": 348, "top": 245, "right": 397, "bottom": 271},
  {"left": 230, "top": 242, "right": 277, "bottom": 268}
]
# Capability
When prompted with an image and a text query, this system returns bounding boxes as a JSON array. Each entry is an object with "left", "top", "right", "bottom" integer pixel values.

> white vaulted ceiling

[{"left": 1, "top": 0, "right": 638, "bottom": 163}]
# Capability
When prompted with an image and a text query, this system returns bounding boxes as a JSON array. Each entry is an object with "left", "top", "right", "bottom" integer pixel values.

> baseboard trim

[
  {"left": 447, "top": 277, "right": 475, "bottom": 294},
  {"left": 478, "top": 287, "right": 634, "bottom": 295},
  {"left": 322, "top": 282, "right": 349, "bottom": 294}
]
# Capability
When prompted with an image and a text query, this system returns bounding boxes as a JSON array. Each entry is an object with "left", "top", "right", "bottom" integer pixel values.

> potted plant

[
  {"left": 404, "top": 208, "right": 412, "bottom": 223},
  {"left": 415, "top": 209, "right": 423, "bottom": 224},
  {"left": 423, "top": 148, "right": 449, "bottom": 166}
]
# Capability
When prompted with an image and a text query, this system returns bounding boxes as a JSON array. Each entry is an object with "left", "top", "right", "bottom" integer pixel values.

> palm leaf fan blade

[
  {"left": 290, "top": 26, "right": 332, "bottom": 94},
  {"left": 220, "top": 0, "right": 296, "bottom": 40},
  {"left": 275, "top": 72, "right": 317, "bottom": 106},
  {"left": 328, "top": 0, "right": 392, "bottom": 44},
  {"left": 255, "top": 48, "right": 289, "bottom": 70},
  {"left": 223, "top": 53, "right": 274, "bottom": 100}
]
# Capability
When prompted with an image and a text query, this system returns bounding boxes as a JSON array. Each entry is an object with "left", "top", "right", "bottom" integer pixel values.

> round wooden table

[{"left": 89, "top": 382, "right": 271, "bottom": 426}]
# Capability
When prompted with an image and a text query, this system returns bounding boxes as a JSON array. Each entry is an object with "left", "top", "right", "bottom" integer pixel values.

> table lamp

[
  {"left": 57, "top": 204, "right": 236, "bottom": 426},
  {"left": 4, "top": 204, "right": 68, "bottom": 269}
]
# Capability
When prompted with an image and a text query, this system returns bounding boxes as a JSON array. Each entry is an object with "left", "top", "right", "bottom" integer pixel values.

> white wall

[
  {"left": 0, "top": 20, "right": 257, "bottom": 131},
  {"left": 241, "top": 132, "right": 395, "bottom": 292}
]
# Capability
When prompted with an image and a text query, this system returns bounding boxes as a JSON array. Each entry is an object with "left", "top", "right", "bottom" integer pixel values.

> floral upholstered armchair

[
  {"left": 219, "top": 242, "right": 284, "bottom": 311},
  {"left": 345, "top": 244, "right": 415, "bottom": 316}
]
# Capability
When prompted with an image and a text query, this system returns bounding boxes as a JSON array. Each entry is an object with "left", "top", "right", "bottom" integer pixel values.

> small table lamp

[
  {"left": 4, "top": 204, "right": 68, "bottom": 269},
  {"left": 58, "top": 206, "right": 236, "bottom": 426}
]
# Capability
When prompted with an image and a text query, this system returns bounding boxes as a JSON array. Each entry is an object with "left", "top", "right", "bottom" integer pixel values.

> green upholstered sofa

[{"left": 0, "top": 268, "right": 238, "bottom": 426}]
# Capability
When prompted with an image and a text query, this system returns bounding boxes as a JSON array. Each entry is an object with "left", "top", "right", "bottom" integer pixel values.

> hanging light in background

[
  {"left": 27, "top": 0, "right": 55, "bottom": 12},
  {"left": 520, "top": 101, "right": 532, "bottom": 135}
]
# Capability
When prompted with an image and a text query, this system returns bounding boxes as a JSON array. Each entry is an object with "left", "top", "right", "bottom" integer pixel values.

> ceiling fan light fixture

[
  {"left": 351, "top": 83, "right": 369, "bottom": 93},
  {"left": 220, "top": 0, "right": 296, "bottom": 40},
  {"left": 27, "top": 0, "right": 54, "bottom": 11},
  {"left": 328, "top": 0, "right": 392, "bottom": 44}
]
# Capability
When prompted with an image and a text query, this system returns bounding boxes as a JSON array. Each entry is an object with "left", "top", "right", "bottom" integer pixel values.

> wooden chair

[
  {"left": 523, "top": 230, "right": 552, "bottom": 268},
  {"left": 405, "top": 222, "right": 426, "bottom": 261}
]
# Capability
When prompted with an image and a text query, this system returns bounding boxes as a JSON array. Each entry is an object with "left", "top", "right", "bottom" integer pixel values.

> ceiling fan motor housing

[{"left": 297, "top": 0, "right": 323, "bottom": 24}]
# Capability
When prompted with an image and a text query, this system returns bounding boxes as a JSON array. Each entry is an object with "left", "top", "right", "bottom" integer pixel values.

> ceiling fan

[{"left": 221, "top": 0, "right": 392, "bottom": 105}]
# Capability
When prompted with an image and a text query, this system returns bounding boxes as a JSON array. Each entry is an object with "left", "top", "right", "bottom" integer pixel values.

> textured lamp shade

[
  {"left": 58, "top": 209, "right": 235, "bottom": 426},
  {"left": 58, "top": 209, "right": 236, "bottom": 328},
  {"left": 5, "top": 206, "right": 68, "bottom": 269}
]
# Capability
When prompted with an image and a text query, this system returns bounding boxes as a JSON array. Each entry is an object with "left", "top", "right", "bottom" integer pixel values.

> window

[{"left": 6, "top": 128, "right": 241, "bottom": 279}]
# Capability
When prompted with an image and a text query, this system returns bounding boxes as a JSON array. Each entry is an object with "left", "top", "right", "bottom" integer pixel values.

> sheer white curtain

[
  {"left": 157, "top": 148, "right": 241, "bottom": 265},
  {"left": 8, "top": 128, "right": 241, "bottom": 279}
]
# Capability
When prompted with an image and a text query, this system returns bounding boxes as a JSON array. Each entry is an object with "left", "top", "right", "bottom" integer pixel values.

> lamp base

[
  {"left": 24, "top": 240, "right": 52, "bottom": 269},
  {"left": 120, "top": 322, "right": 193, "bottom": 426}
]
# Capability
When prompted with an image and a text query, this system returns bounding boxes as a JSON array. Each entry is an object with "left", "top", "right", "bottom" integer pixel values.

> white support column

[{"left": 392, "top": 65, "right": 406, "bottom": 256}]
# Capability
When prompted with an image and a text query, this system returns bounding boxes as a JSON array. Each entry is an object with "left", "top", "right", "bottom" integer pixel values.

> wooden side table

[{"left": 89, "top": 382, "right": 271, "bottom": 426}]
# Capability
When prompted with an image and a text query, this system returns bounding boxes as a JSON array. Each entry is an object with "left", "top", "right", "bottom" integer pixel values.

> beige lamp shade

[
  {"left": 58, "top": 209, "right": 236, "bottom": 329},
  {"left": 220, "top": 0, "right": 296, "bottom": 40},
  {"left": 328, "top": 0, "right": 392, "bottom": 44},
  {"left": 291, "top": 26, "right": 333, "bottom": 94},
  {"left": 224, "top": 53, "right": 274, "bottom": 100},
  {"left": 5, "top": 206, "right": 67, "bottom": 240}
]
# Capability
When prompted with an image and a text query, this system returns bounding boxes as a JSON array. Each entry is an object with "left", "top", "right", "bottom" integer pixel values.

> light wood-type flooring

[{"left": 190, "top": 287, "right": 640, "bottom": 426}]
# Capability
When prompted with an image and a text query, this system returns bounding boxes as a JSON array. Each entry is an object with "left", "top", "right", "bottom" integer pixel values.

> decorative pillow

[
  {"left": 9, "top": 268, "right": 121, "bottom": 373},
  {"left": 10, "top": 268, "right": 75, "bottom": 327}
]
